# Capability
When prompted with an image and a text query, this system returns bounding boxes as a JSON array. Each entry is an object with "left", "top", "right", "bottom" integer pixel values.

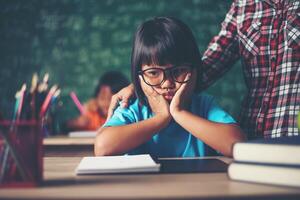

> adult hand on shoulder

[
  {"left": 106, "top": 84, "right": 135, "bottom": 119},
  {"left": 140, "top": 77, "right": 171, "bottom": 120},
  {"left": 170, "top": 72, "right": 196, "bottom": 116}
]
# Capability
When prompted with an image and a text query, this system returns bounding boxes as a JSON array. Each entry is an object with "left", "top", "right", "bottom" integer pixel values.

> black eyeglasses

[{"left": 138, "top": 65, "right": 193, "bottom": 86}]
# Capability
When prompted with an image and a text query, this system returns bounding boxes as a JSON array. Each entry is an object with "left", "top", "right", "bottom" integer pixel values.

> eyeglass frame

[{"left": 138, "top": 65, "right": 194, "bottom": 87}]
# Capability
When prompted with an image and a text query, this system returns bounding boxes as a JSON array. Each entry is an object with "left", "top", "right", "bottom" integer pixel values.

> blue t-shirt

[{"left": 104, "top": 94, "right": 236, "bottom": 157}]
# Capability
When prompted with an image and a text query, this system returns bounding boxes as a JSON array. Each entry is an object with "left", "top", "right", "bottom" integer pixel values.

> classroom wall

[{"left": 0, "top": 0, "right": 246, "bottom": 126}]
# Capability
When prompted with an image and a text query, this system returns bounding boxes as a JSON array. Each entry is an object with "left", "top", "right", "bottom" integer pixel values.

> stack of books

[{"left": 228, "top": 136, "right": 300, "bottom": 187}]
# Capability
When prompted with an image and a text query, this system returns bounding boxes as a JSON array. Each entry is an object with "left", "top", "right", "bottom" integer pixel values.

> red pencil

[
  {"left": 39, "top": 85, "right": 58, "bottom": 117},
  {"left": 70, "top": 91, "right": 85, "bottom": 114}
]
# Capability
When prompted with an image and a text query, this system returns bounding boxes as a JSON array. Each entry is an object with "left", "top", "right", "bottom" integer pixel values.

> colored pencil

[
  {"left": 16, "top": 84, "right": 26, "bottom": 121},
  {"left": 70, "top": 91, "right": 85, "bottom": 114},
  {"left": 39, "top": 85, "right": 58, "bottom": 117}
]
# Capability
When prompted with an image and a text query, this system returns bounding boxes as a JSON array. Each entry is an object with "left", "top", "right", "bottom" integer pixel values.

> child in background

[
  {"left": 66, "top": 71, "right": 129, "bottom": 131},
  {"left": 95, "top": 17, "right": 245, "bottom": 157}
]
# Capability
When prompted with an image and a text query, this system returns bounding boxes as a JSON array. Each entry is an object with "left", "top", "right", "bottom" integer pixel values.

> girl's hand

[
  {"left": 170, "top": 71, "right": 196, "bottom": 115},
  {"left": 140, "top": 76, "right": 171, "bottom": 121}
]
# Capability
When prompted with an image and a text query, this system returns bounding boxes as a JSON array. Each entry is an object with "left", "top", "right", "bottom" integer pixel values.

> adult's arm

[{"left": 199, "top": 0, "right": 240, "bottom": 91}]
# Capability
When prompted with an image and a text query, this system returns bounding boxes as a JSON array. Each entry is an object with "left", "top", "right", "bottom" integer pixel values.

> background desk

[
  {"left": 43, "top": 136, "right": 94, "bottom": 157},
  {"left": 0, "top": 157, "right": 300, "bottom": 200}
]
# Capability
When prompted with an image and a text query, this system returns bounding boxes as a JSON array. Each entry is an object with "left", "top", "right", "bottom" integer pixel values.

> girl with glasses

[{"left": 95, "top": 17, "right": 245, "bottom": 157}]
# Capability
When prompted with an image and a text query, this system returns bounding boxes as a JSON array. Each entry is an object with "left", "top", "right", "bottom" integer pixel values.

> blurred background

[{"left": 0, "top": 0, "right": 246, "bottom": 129}]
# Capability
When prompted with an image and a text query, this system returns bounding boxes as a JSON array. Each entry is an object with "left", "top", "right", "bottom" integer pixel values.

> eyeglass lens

[{"left": 142, "top": 66, "right": 191, "bottom": 86}]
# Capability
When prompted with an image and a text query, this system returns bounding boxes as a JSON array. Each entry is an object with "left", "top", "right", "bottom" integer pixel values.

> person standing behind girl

[{"left": 95, "top": 17, "right": 245, "bottom": 157}]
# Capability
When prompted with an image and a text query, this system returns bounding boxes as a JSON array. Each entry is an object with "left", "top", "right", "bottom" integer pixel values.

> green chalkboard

[{"left": 0, "top": 0, "right": 246, "bottom": 126}]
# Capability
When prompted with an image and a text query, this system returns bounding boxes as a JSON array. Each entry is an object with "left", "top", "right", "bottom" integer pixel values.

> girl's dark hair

[
  {"left": 94, "top": 71, "right": 129, "bottom": 97},
  {"left": 131, "top": 16, "right": 202, "bottom": 103}
]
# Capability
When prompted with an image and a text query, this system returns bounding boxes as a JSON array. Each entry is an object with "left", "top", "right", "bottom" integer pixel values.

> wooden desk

[
  {"left": 43, "top": 136, "right": 94, "bottom": 157},
  {"left": 0, "top": 157, "right": 299, "bottom": 200}
]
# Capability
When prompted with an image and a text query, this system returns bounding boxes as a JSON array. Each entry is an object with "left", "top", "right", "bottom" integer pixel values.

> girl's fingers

[
  {"left": 139, "top": 76, "right": 158, "bottom": 97},
  {"left": 177, "top": 73, "right": 192, "bottom": 93},
  {"left": 185, "top": 73, "right": 192, "bottom": 82}
]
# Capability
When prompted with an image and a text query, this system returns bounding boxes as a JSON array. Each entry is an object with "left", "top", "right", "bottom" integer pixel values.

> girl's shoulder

[
  {"left": 191, "top": 93, "right": 219, "bottom": 117},
  {"left": 192, "top": 93, "right": 236, "bottom": 123},
  {"left": 114, "top": 98, "right": 152, "bottom": 119},
  {"left": 121, "top": 98, "right": 148, "bottom": 111},
  {"left": 104, "top": 98, "right": 150, "bottom": 127},
  {"left": 192, "top": 92, "right": 216, "bottom": 105}
]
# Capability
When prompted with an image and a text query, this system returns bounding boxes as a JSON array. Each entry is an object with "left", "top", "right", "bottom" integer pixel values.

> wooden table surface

[
  {"left": 0, "top": 156, "right": 300, "bottom": 200},
  {"left": 43, "top": 136, "right": 95, "bottom": 157},
  {"left": 43, "top": 136, "right": 95, "bottom": 145}
]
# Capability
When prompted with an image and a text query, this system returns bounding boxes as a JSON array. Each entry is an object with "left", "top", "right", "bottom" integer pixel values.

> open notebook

[{"left": 75, "top": 154, "right": 160, "bottom": 175}]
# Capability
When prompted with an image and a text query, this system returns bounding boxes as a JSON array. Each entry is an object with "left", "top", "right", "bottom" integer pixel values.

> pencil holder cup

[{"left": 0, "top": 120, "right": 43, "bottom": 187}]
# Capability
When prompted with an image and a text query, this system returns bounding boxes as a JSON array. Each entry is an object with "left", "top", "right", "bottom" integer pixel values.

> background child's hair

[
  {"left": 94, "top": 71, "right": 129, "bottom": 97},
  {"left": 131, "top": 16, "right": 202, "bottom": 103}
]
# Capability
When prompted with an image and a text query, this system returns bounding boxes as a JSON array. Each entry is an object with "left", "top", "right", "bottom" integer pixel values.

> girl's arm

[
  {"left": 95, "top": 113, "right": 170, "bottom": 156},
  {"left": 171, "top": 110, "right": 245, "bottom": 157},
  {"left": 170, "top": 72, "right": 245, "bottom": 157},
  {"left": 95, "top": 77, "right": 171, "bottom": 156}
]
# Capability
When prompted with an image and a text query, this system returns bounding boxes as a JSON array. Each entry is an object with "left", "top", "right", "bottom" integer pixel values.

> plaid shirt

[{"left": 201, "top": 0, "right": 300, "bottom": 138}]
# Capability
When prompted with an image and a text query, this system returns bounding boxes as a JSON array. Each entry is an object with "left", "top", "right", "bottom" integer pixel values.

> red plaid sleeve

[{"left": 199, "top": 0, "right": 240, "bottom": 90}]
